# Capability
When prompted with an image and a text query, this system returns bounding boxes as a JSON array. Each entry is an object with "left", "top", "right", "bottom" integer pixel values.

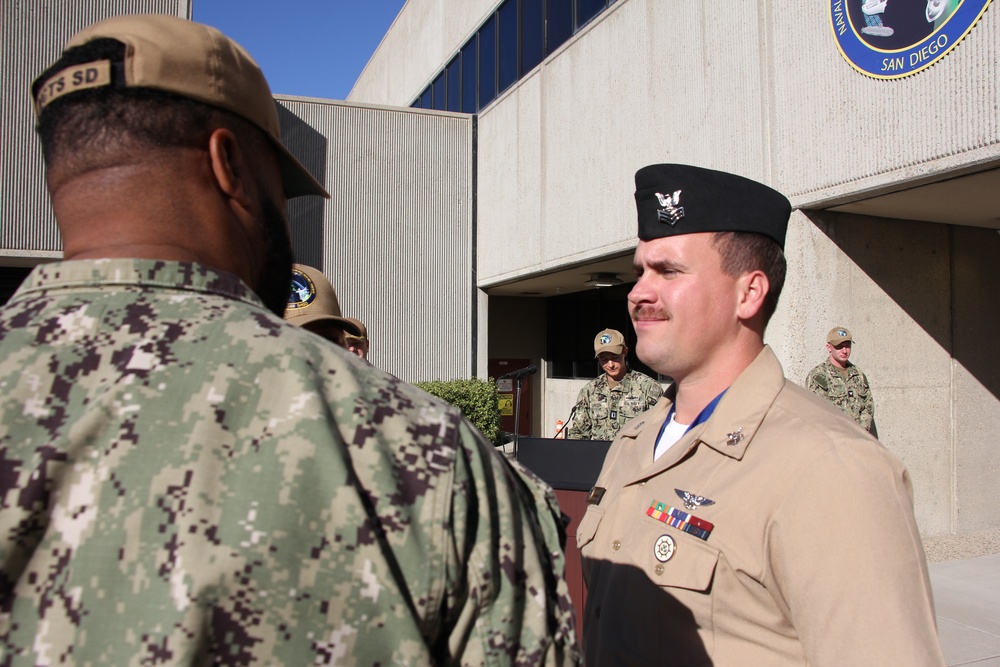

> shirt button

[
  {"left": 654, "top": 564, "right": 664, "bottom": 575},
  {"left": 612, "top": 540, "right": 621, "bottom": 551}
]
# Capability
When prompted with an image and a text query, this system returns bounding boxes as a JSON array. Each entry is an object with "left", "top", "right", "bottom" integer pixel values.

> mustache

[{"left": 631, "top": 305, "right": 665, "bottom": 320}]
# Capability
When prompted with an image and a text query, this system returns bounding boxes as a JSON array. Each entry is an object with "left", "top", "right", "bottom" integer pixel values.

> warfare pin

[{"left": 654, "top": 534, "right": 676, "bottom": 562}]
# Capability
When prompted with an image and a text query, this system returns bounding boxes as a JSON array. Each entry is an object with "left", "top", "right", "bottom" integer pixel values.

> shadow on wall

[
  {"left": 277, "top": 104, "right": 328, "bottom": 268},
  {"left": 808, "top": 210, "right": 1000, "bottom": 401}
]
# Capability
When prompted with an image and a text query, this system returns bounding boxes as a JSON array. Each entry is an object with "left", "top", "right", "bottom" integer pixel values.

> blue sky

[{"left": 193, "top": 0, "right": 407, "bottom": 100}]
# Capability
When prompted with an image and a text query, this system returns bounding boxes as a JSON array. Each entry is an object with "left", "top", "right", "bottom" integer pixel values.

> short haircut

[
  {"left": 712, "top": 231, "right": 787, "bottom": 325},
  {"left": 35, "top": 38, "right": 272, "bottom": 178}
]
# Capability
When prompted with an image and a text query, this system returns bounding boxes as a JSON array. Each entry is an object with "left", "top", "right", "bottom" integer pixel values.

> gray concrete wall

[
  {"left": 277, "top": 98, "right": 475, "bottom": 383},
  {"left": 352, "top": 0, "right": 999, "bottom": 539},
  {"left": 1, "top": 0, "right": 189, "bottom": 261},
  {"left": 349, "top": 0, "right": 496, "bottom": 106},
  {"left": 476, "top": 0, "right": 776, "bottom": 286},
  {"left": 769, "top": 211, "right": 1000, "bottom": 537}
]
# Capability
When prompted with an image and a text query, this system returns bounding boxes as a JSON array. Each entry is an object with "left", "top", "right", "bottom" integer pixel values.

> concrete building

[
  {"left": 3, "top": 0, "right": 998, "bottom": 543},
  {"left": 2, "top": 0, "right": 477, "bottom": 381},
  {"left": 347, "top": 0, "right": 1000, "bottom": 541}
]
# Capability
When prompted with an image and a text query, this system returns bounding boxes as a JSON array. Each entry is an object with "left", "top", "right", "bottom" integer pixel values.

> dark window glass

[
  {"left": 432, "top": 72, "right": 446, "bottom": 110},
  {"left": 576, "top": 0, "right": 606, "bottom": 29},
  {"left": 461, "top": 38, "right": 477, "bottom": 113},
  {"left": 498, "top": 0, "right": 518, "bottom": 93},
  {"left": 546, "top": 283, "right": 662, "bottom": 380},
  {"left": 478, "top": 15, "right": 497, "bottom": 109},
  {"left": 546, "top": 0, "right": 572, "bottom": 54},
  {"left": 419, "top": 87, "right": 432, "bottom": 109},
  {"left": 446, "top": 55, "right": 461, "bottom": 112},
  {"left": 521, "top": 0, "right": 544, "bottom": 73}
]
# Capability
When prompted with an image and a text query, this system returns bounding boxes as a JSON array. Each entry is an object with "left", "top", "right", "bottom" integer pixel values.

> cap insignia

[
  {"left": 600, "top": 334, "right": 612, "bottom": 344},
  {"left": 837, "top": 329, "right": 848, "bottom": 337},
  {"left": 655, "top": 190, "right": 685, "bottom": 226},
  {"left": 287, "top": 269, "right": 317, "bottom": 310},
  {"left": 675, "top": 488, "right": 715, "bottom": 510}
]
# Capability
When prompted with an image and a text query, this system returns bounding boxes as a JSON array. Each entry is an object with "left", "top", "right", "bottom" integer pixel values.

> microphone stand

[{"left": 512, "top": 374, "right": 524, "bottom": 458}]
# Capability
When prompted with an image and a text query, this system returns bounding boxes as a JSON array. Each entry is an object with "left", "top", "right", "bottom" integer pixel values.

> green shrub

[{"left": 415, "top": 377, "right": 502, "bottom": 447}]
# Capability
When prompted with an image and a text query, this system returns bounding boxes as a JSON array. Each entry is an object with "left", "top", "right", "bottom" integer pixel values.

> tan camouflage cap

[
  {"left": 827, "top": 326, "right": 853, "bottom": 345},
  {"left": 32, "top": 14, "right": 329, "bottom": 199},
  {"left": 284, "top": 265, "right": 363, "bottom": 335},
  {"left": 594, "top": 328, "right": 625, "bottom": 357}
]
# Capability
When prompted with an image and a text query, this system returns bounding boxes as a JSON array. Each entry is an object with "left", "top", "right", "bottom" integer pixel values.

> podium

[{"left": 515, "top": 437, "right": 611, "bottom": 640}]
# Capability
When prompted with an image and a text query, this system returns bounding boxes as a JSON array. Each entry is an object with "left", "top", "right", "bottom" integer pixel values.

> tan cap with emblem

[
  {"left": 594, "top": 329, "right": 626, "bottom": 357},
  {"left": 31, "top": 13, "right": 329, "bottom": 199},
  {"left": 827, "top": 326, "right": 854, "bottom": 345},
  {"left": 284, "top": 265, "right": 363, "bottom": 335}
]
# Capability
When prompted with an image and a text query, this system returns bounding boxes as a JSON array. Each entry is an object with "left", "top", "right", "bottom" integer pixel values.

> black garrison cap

[{"left": 634, "top": 164, "right": 791, "bottom": 248}]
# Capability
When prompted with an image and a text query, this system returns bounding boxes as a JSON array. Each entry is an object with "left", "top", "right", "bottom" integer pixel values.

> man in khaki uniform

[{"left": 578, "top": 164, "right": 944, "bottom": 666}]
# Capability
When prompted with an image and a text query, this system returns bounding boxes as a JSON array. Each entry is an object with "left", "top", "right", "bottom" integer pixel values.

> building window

[
  {"left": 432, "top": 71, "right": 446, "bottom": 110},
  {"left": 521, "top": 0, "right": 544, "bottom": 74},
  {"left": 461, "top": 38, "right": 477, "bottom": 113},
  {"left": 478, "top": 14, "right": 497, "bottom": 109},
  {"left": 446, "top": 55, "right": 461, "bottom": 112},
  {"left": 546, "top": 0, "right": 573, "bottom": 54},
  {"left": 546, "top": 283, "right": 662, "bottom": 381},
  {"left": 577, "top": 0, "right": 608, "bottom": 29},
  {"left": 498, "top": 0, "right": 518, "bottom": 94},
  {"left": 411, "top": 0, "right": 616, "bottom": 111}
]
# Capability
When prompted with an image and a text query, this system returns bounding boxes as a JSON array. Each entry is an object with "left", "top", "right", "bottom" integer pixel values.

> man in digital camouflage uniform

[
  {"left": 577, "top": 164, "right": 943, "bottom": 665},
  {"left": 567, "top": 328, "right": 662, "bottom": 440},
  {"left": 0, "top": 15, "right": 578, "bottom": 666},
  {"left": 805, "top": 326, "right": 876, "bottom": 432}
]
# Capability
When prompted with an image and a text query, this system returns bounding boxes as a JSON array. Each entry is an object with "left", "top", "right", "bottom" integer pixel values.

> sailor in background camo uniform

[
  {"left": 0, "top": 15, "right": 579, "bottom": 666},
  {"left": 567, "top": 328, "right": 662, "bottom": 441},
  {"left": 805, "top": 326, "right": 876, "bottom": 432}
]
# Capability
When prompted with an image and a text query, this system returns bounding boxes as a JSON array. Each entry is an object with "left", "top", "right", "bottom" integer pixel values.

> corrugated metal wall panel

[
  {"left": 1, "top": 0, "right": 189, "bottom": 256},
  {"left": 279, "top": 100, "right": 474, "bottom": 383}
]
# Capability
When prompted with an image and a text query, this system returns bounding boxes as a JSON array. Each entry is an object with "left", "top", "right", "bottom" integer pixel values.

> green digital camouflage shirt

[
  {"left": 0, "top": 259, "right": 579, "bottom": 666},
  {"left": 567, "top": 370, "right": 662, "bottom": 441},
  {"left": 805, "top": 359, "right": 875, "bottom": 430}
]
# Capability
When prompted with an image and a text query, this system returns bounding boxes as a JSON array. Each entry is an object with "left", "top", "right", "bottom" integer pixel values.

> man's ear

[
  {"left": 735, "top": 269, "right": 769, "bottom": 321},
  {"left": 208, "top": 128, "right": 253, "bottom": 209}
]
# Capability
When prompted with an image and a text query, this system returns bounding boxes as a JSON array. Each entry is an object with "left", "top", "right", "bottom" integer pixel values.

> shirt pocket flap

[
  {"left": 632, "top": 518, "right": 720, "bottom": 593},
  {"left": 576, "top": 505, "right": 604, "bottom": 551}
]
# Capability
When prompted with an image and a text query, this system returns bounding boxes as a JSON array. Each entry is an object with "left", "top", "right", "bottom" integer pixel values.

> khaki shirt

[{"left": 578, "top": 346, "right": 943, "bottom": 666}]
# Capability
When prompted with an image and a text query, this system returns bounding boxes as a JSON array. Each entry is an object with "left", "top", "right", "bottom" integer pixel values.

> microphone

[
  {"left": 554, "top": 404, "right": 577, "bottom": 438},
  {"left": 499, "top": 364, "right": 538, "bottom": 380}
]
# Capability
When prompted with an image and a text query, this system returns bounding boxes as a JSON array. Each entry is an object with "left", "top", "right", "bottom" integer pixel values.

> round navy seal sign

[
  {"left": 830, "top": 0, "right": 993, "bottom": 78},
  {"left": 287, "top": 268, "right": 316, "bottom": 311}
]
